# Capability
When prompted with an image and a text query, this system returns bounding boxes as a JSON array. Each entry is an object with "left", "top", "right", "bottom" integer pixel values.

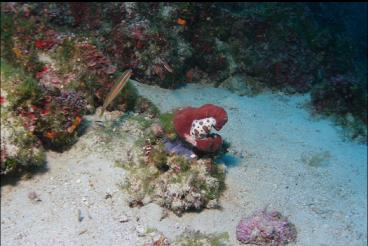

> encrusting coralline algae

[{"left": 236, "top": 208, "right": 297, "bottom": 246}]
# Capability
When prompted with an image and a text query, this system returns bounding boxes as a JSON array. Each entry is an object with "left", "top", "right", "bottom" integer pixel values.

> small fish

[
  {"left": 100, "top": 69, "right": 132, "bottom": 117},
  {"left": 12, "top": 47, "right": 22, "bottom": 58},
  {"left": 162, "top": 61, "right": 173, "bottom": 73},
  {"left": 45, "top": 131, "right": 56, "bottom": 140},
  {"left": 177, "top": 18, "right": 187, "bottom": 26},
  {"left": 153, "top": 65, "right": 165, "bottom": 80},
  {"left": 67, "top": 116, "right": 82, "bottom": 133},
  {"left": 94, "top": 120, "right": 105, "bottom": 128}
]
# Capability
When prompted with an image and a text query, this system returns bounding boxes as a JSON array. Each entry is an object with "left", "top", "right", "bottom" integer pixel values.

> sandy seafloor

[{"left": 1, "top": 81, "right": 367, "bottom": 246}]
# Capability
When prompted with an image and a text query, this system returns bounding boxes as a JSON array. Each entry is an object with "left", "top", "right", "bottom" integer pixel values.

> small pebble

[
  {"left": 77, "top": 209, "right": 84, "bottom": 222},
  {"left": 105, "top": 193, "right": 112, "bottom": 199},
  {"left": 119, "top": 215, "right": 129, "bottom": 223},
  {"left": 28, "top": 191, "right": 41, "bottom": 202}
]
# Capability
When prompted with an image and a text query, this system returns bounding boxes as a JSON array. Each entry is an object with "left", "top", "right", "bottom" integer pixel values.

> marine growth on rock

[{"left": 236, "top": 208, "right": 297, "bottom": 246}]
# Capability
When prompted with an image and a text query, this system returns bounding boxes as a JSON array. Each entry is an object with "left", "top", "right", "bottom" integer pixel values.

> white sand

[{"left": 1, "top": 81, "right": 367, "bottom": 246}]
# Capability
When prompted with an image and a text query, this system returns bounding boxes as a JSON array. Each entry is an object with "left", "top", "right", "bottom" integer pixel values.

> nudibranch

[{"left": 173, "top": 104, "right": 228, "bottom": 152}]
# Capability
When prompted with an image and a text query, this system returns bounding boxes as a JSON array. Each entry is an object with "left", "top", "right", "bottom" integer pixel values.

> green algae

[{"left": 159, "top": 112, "right": 177, "bottom": 140}]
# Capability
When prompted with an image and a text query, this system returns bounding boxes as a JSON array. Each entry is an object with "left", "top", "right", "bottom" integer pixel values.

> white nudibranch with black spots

[{"left": 189, "top": 117, "right": 216, "bottom": 139}]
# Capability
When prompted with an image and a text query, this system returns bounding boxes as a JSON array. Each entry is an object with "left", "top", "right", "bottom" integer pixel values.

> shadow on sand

[
  {"left": 215, "top": 153, "right": 241, "bottom": 168},
  {"left": 1, "top": 161, "right": 49, "bottom": 187}
]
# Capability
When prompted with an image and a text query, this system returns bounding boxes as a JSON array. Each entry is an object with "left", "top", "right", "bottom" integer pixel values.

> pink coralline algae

[{"left": 236, "top": 209, "right": 297, "bottom": 246}]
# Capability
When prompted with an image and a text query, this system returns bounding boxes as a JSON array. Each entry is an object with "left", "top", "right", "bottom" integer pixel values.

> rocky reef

[
  {"left": 1, "top": 2, "right": 366, "bottom": 152},
  {"left": 30, "top": 2, "right": 365, "bottom": 141},
  {"left": 0, "top": 4, "right": 158, "bottom": 175}
]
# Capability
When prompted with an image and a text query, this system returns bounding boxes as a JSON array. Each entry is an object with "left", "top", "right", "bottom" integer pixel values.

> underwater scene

[{"left": 0, "top": 2, "right": 367, "bottom": 246}]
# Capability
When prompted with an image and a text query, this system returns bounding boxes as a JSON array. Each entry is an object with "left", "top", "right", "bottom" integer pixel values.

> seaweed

[
  {"left": 129, "top": 114, "right": 153, "bottom": 129},
  {"left": 134, "top": 96, "right": 160, "bottom": 116},
  {"left": 159, "top": 112, "right": 177, "bottom": 139},
  {"left": 151, "top": 148, "right": 169, "bottom": 172},
  {"left": 0, "top": 59, "right": 43, "bottom": 108},
  {"left": 0, "top": 12, "right": 16, "bottom": 62}
]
